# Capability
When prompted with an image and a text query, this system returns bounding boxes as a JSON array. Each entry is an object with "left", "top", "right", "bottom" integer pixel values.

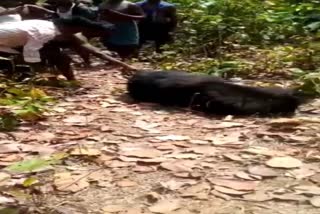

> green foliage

[
  {"left": 5, "top": 153, "right": 67, "bottom": 174},
  {"left": 138, "top": 0, "right": 320, "bottom": 94},
  {"left": 0, "top": 79, "right": 54, "bottom": 131}
]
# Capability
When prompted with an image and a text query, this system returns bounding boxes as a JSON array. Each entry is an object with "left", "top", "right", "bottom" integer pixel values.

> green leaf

[
  {"left": 306, "top": 21, "right": 320, "bottom": 31},
  {"left": 0, "top": 115, "right": 19, "bottom": 131},
  {"left": 22, "top": 177, "right": 39, "bottom": 187},
  {"left": 5, "top": 158, "right": 55, "bottom": 173},
  {"left": 0, "top": 208, "right": 19, "bottom": 214},
  {"left": 6, "top": 88, "right": 26, "bottom": 97}
]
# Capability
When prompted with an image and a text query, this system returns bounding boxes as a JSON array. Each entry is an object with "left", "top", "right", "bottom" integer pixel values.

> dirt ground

[{"left": 1, "top": 66, "right": 320, "bottom": 214}]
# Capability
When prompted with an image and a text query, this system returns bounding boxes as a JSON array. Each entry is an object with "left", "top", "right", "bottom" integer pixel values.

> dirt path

[{"left": 1, "top": 67, "right": 320, "bottom": 214}]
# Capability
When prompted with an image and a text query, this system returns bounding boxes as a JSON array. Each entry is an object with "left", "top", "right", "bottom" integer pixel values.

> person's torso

[
  {"left": 104, "top": 21, "right": 138, "bottom": 45},
  {"left": 136, "top": 0, "right": 173, "bottom": 21},
  {"left": 99, "top": 0, "right": 130, "bottom": 12},
  {"left": 100, "top": 1, "right": 139, "bottom": 45},
  {"left": 0, "top": 20, "right": 60, "bottom": 47}
]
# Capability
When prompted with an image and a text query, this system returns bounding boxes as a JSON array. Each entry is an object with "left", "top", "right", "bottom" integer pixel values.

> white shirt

[
  {"left": 0, "top": 14, "right": 22, "bottom": 24},
  {"left": 0, "top": 19, "right": 60, "bottom": 63}
]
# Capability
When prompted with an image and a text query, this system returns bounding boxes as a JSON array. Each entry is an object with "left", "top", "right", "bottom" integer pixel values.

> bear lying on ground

[{"left": 127, "top": 70, "right": 309, "bottom": 116}]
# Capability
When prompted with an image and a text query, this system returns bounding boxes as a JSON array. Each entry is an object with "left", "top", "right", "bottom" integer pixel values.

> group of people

[{"left": 0, "top": 0, "right": 177, "bottom": 80}]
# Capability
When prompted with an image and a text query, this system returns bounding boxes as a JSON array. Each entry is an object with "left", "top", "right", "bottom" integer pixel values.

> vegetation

[{"left": 141, "top": 0, "right": 320, "bottom": 95}]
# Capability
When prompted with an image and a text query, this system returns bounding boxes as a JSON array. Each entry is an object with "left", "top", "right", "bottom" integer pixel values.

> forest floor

[{"left": 0, "top": 65, "right": 320, "bottom": 214}]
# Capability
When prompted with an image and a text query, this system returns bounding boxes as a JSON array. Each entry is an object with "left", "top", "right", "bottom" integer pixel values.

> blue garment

[
  {"left": 104, "top": 21, "right": 139, "bottom": 45},
  {"left": 136, "top": 0, "right": 174, "bottom": 18}
]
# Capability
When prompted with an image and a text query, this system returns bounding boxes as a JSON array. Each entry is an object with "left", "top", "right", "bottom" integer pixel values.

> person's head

[
  {"left": 53, "top": 16, "right": 114, "bottom": 37},
  {"left": 56, "top": 0, "right": 74, "bottom": 12}
]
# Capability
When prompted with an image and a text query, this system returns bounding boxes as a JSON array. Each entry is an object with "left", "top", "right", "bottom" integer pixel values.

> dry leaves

[
  {"left": 208, "top": 178, "right": 258, "bottom": 191},
  {"left": 214, "top": 186, "right": 250, "bottom": 196},
  {"left": 202, "top": 122, "right": 244, "bottom": 129},
  {"left": 180, "top": 182, "right": 211, "bottom": 197},
  {"left": 116, "top": 179, "right": 138, "bottom": 187},
  {"left": 133, "top": 120, "right": 160, "bottom": 133},
  {"left": 160, "top": 180, "right": 197, "bottom": 191},
  {"left": 102, "top": 204, "right": 127, "bottom": 213},
  {"left": 148, "top": 199, "right": 181, "bottom": 213},
  {"left": 266, "top": 156, "right": 302, "bottom": 169},
  {"left": 54, "top": 172, "right": 90, "bottom": 193},
  {"left": 268, "top": 118, "right": 303, "bottom": 126},
  {"left": 310, "top": 196, "right": 320, "bottom": 208},
  {"left": 120, "top": 147, "right": 162, "bottom": 159},
  {"left": 248, "top": 166, "right": 278, "bottom": 178},
  {"left": 160, "top": 160, "right": 197, "bottom": 172},
  {"left": 70, "top": 147, "right": 101, "bottom": 156},
  {"left": 155, "top": 135, "right": 190, "bottom": 141}
]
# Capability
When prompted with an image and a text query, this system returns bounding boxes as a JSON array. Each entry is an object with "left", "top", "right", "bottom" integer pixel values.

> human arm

[
  {"left": 99, "top": 4, "right": 145, "bottom": 22},
  {"left": 0, "top": 5, "right": 55, "bottom": 19},
  {"left": 70, "top": 34, "right": 136, "bottom": 71},
  {"left": 81, "top": 43, "right": 137, "bottom": 70}
]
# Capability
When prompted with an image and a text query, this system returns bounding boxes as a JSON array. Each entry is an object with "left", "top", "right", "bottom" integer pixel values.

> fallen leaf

[
  {"left": 100, "top": 126, "right": 112, "bottom": 132},
  {"left": 160, "top": 180, "right": 197, "bottom": 191},
  {"left": 116, "top": 179, "right": 138, "bottom": 187},
  {"left": 70, "top": 147, "right": 101, "bottom": 156},
  {"left": 207, "top": 132, "right": 244, "bottom": 146},
  {"left": 133, "top": 165, "right": 156, "bottom": 173},
  {"left": 210, "top": 190, "right": 231, "bottom": 201},
  {"left": 54, "top": 172, "right": 89, "bottom": 193},
  {"left": 188, "top": 140, "right": 209, "bottom": 145},
  {"left": 187, "top": 146, "right": 216, "bottom": 156},
  {"left": 155, "top": 144, "right": 177, "bottom": 151},
  {"left": 155, "top": 135, "right": 190, "bottom": 141},
  {"left": 137, "top": 158, "right": 166, "bottom": 164},
  {"left": 289, "top": 135, "right": 312, "bottom": 143},
  {"left": 248, "top": 166, "right": 278, "bottom": 178},
  {"left": 0, "top": 172, "right": 11, "bottom": 182},
  {"left": 133, "top": 120, "right": 160, "bottom": 133},
  {"left": 286, "top": 167, "right": 315, "bottom": 179},
  {"left": 0, "top": 195, "right": 16, "bottom": 204},
  {"left": 0, "top": 143, "right": 20, "bottom": 153},
  {"left": 310, "top": 173, "right": 320, "bottom": 184},
  {"left": 124, "top": 207, "right": 144, "bottom": 214},
  {"left": 310, "top": 196, "right": 320, "bottom": 208},
  {"left": 214, "top": 186, "right": 250, "bottom": 196},
  {"left": 271, "top": 193, "right": 308, "bottom": 202},
  {"left": 208, "top": 178, "right": 258, "bottom": 191},
  {"left": 294, "top": 185, "right": 320, "bottom": 195},
  {"left": 223, "top": 154, "right": 243, "bottom": 162},
  {"left": 268, "top": 118, "right": 302, "bottom": 126},
  {"left": 102, "top": 205, "right": 127, "bottom": 213},
  {"left": 63, "top": 115, "right": 93, "bottom": 124},
  {"left": 148, "top": 199, "right": 181, "bottom": 213},
  {"left": 235, "top": 171, "right": 256, "bottom": 181},
  {"left": 203, "top": 122, "right": 244, "bottom": 129},
  {"left": 243, "top": 146, "right": 285, "bottom": 157},
  {"left": 180, "top": 182, "right": 211, "bottom": 197},
  {"left": 107, "top": 160, "right": 135, "bottom": 168},
  {"left": 166, "top": 153, "right": 199, "bottom": 160},
  {"left": 242, "top": 191, "right": 273, "bottom": 202},
  {"left": 266, "top": 156, "right": 302, "bottom": 169},
  {"left": 120, "top": 148, "right": 162, "bottom": 159},
  {"left": 160, "top": 160, "right": 196, "bottom": 172}
]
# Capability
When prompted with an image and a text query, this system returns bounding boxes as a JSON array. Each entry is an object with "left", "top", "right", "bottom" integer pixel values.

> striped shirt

[{"left": 0, "top": 19, "right": 60, "bottom": 63}]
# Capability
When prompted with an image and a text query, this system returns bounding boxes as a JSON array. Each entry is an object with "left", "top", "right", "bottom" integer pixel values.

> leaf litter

[{"left": 1, "top": 67, "right": 320, "bottom": 213}]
